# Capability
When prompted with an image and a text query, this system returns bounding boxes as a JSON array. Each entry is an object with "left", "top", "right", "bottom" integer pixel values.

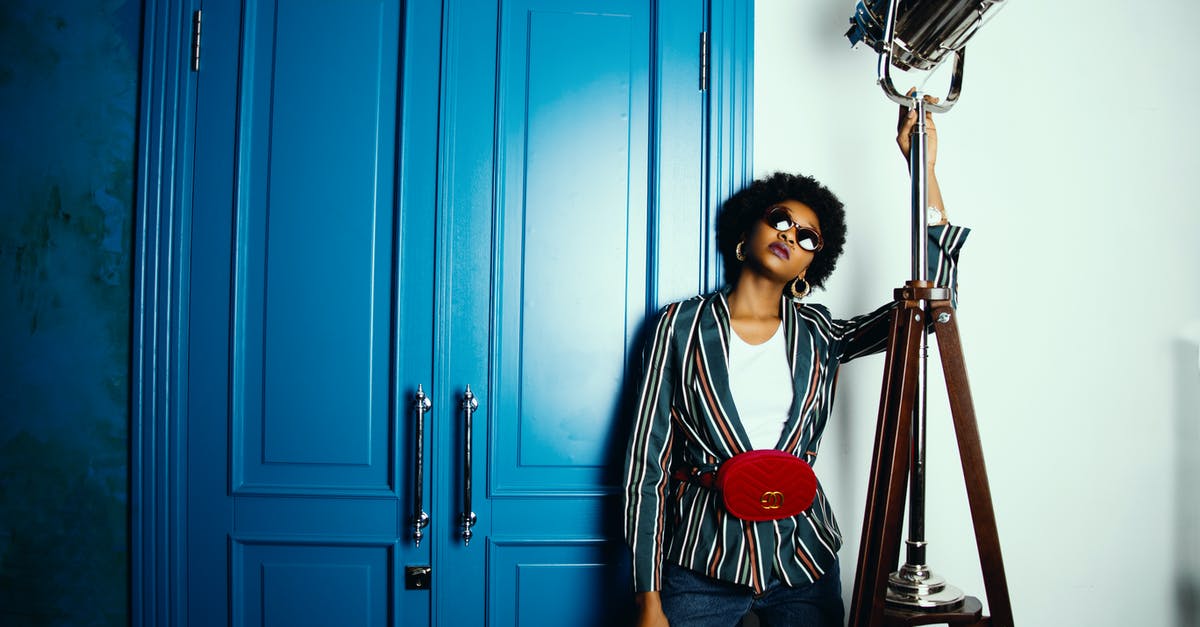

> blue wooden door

[
  {"left": 185, "top": 0, "right": 712, "bottom": 624},
  {"left": 432, "top": 1, "right": 708, "bottom": 624}
]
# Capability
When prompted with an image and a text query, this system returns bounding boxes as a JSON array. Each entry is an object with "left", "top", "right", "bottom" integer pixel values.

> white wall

[{"left": 755, "top": 1, "right": 1200, "bottom": 625}]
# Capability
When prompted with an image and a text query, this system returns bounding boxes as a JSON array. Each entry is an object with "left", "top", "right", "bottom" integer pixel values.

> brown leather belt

[{"left": 671, "top": 466, "right": 718, "bottom": 489}]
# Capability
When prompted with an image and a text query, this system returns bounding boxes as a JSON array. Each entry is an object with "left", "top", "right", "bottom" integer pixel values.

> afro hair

[{"left": 716, "top": 171, "right": 847, "bottom": 290}]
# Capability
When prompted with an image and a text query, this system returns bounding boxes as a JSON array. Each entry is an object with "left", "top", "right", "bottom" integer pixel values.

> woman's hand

[
  {"left": 896, "top": 91, "right": 939, "bottom": 169},
  {"left": 635, "top": 591, "right": 670, "bottom": 627},
  {"left": 895, "top": 89, "right": 948, "bottom": 224}
]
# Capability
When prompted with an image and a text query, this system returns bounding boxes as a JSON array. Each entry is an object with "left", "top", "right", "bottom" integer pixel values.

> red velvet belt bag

[{"left": 713, "top": 450, "right": 818, "bottom": 521}]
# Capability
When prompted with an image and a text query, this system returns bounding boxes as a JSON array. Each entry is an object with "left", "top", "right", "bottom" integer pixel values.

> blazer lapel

[
  {"left": 776, "top": 296, "right": 817, "bottom": 451},
  {"left": 691, "top": 292, "right": 752, "bottom": 456}
]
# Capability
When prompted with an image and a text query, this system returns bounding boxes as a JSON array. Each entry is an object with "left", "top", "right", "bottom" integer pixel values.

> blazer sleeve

[
  {"left": 834, "top": 223, "right": 970, "bottom": 363},
  {"left": 622, "top": 303, "right": 679, "bottom": 592}
]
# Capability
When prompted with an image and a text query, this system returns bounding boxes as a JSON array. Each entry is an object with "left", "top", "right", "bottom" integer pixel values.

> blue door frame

[{"left": 131, "top": 1, "right": 752, "bottom": 624}]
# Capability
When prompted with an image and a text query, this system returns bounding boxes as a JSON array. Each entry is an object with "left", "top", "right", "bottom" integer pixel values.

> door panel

[
  {"left": 231, "top": 0, "right": 399, "bottom": 493},
  {"left": 189, "top": 1, "right": 436, "bottom": 625},
  {"left": 439, "top": 1, "right": 687, "bottom": 624},
  {"left": 488, "top": 540, "right": 629, "bottom": 626},
  {"left": 232, "top": 541, "right": 391, "bottom": 627},
  {"left": 432, "top": 0, "right": 695, "bottom": 623},
  {"left": 492, "top": 0, "right": 649, "bottom": 494}
]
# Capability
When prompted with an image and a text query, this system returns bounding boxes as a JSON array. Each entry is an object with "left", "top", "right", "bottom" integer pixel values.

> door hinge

[
  {"left": 699, "top": 31, "right": 709, "bottom": 91},
  {"left": 190, "top": 10, "right": 202, "bottom": 72}
]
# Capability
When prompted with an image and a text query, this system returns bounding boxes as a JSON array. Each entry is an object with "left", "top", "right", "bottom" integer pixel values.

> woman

[{"left": 623, "top": 100, "right": 968, "bottom": 627}]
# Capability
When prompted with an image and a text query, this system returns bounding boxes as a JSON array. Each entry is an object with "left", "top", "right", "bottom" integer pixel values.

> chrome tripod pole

[
  {"left": 880, "top": 93, "right": 964, "bottom": 610},
  {"left": 873, "top": 1, "right": 966, "bottom": 607},
  {"left": 908, "top": 92, "right": 931, "bottom": 572}
]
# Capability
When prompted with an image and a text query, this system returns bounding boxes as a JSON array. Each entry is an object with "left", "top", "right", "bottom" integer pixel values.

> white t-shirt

[{"left": 727, "top": 322, "right": 793, "bottom": 450}]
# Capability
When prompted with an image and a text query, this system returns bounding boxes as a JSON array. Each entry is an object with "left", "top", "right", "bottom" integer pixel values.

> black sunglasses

[{"left": 763, "top": 206, "right": 823, "bottom": 252}]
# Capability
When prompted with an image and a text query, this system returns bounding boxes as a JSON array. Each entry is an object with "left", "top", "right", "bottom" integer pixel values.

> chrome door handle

[
  {"left": 412, "top": 385, "right": 432, "bottom": 547},
  {"left": 459, "top": 385, "right": 479, "bottom": 545}
]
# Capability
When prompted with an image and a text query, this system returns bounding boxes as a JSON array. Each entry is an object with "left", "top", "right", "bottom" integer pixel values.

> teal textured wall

[{"left": 0, "top": 0, "right": 140, "bottom": 624}]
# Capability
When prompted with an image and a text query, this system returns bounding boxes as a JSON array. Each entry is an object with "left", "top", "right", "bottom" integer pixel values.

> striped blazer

[{"left": 623, "top": 224, "right": 969, "bottom": 593}]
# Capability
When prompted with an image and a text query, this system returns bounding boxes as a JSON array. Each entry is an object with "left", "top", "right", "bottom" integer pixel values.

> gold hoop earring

[
  {"left": 790, "top": 277, "right": 811, "bottom": 299},
  {"left": 735, "top": 241, "right": 746, "bottom": 262}
]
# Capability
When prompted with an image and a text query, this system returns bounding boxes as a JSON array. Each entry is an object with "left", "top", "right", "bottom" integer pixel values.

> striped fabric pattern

[{"left": 623, "top": 224, "right": 969, "bottom": 593}]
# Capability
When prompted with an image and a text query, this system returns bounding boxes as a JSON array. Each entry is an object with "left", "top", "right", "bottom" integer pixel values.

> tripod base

[
  {"left": 882, "top": 596, "right": 984, "bottom": 627},
  {"left": 886, "top": 565, "right": 964, "bottom": 609}
]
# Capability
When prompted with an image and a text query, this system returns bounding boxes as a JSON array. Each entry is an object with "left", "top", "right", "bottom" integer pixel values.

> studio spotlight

[{"left": 847, "top": 0, "right": 1006, "bottom": 72}]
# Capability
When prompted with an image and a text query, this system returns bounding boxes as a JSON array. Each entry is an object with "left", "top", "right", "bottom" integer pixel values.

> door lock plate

[{"left": 405, "top": 565, "right": 431, "bottom": 590}]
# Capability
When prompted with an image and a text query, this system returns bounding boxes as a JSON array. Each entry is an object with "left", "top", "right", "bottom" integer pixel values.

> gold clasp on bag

[{"left": 760, "top": 491, "right": 784, "bottom": 510}]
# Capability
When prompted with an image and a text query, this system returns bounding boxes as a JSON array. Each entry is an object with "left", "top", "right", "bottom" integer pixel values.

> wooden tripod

[{"left": 847, "top": 282, "right": 1013, "bottom": 627}]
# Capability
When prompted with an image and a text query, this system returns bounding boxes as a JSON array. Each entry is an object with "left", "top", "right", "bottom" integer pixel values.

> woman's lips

[{"left": 768, "top": 242, "right": 790, "bottom": 260}]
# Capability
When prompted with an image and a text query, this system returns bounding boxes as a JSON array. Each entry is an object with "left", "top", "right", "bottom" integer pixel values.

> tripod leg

[
  {"left": 931, "top": 304, "right": 1013, "bottom": 627},
  {"left": 850, "top": 302, "right": 924, "bottom": 627}
]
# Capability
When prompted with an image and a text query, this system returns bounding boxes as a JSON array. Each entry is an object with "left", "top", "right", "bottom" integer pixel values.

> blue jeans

[{"left": 660, "top": 560, "right": 844, "bottom": 627}]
